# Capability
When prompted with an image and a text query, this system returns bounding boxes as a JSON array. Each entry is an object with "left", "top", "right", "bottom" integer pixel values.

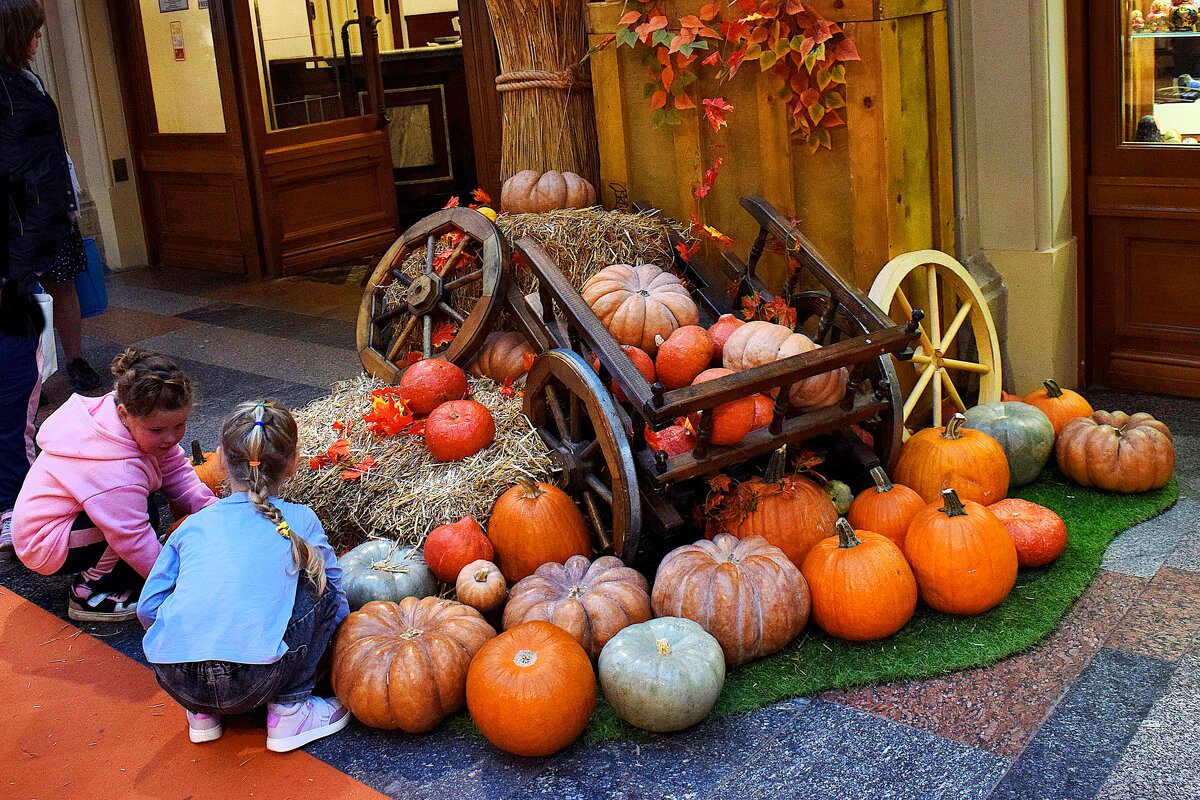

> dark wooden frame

[{"left": 1067, "top": 0, "right": 1090, "bottom": 388}]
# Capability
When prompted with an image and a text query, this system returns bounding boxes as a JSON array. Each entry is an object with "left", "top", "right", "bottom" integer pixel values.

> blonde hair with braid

[{"left": 220, "top": 400, "right": 327, "bottom": 595}]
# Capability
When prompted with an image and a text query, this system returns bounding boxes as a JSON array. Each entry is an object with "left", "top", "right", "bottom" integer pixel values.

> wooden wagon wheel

[
  {"left": 868, "top": 250, "right": 1002, "bottom": 432},
  {"left": 357, "top": 208, "right": 508, "bottom": 383},
  {"left": 523, "top": 349, "right": 642, "bottom": 565},
  {"left": 791, "top": 291, "right": 905, "bottom": 472}
]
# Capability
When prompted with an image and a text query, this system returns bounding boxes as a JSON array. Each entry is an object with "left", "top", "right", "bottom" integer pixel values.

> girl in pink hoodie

[{"left": 12, "top": 348, "right": 217, "bottom": 622}]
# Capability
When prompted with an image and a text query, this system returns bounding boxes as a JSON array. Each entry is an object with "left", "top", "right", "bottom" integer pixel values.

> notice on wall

[
  {"left": 159, "top": 0, "right": 188, "bottom": 11},
  {"left": 170, "top": 20, "right": 185, "bottom": 61},
  {"left": 198, "top": 0, "right": 208, "bottom": 7}
]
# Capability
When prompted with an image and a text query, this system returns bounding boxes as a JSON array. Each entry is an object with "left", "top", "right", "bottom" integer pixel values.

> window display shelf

[{"left": 1131, "top": 31, "right": 1200, "bottom": 39}]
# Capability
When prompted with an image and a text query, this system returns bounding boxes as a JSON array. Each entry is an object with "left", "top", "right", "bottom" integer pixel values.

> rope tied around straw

[{"left": 495, "top": 66, "right": 592, "bottom": 93}]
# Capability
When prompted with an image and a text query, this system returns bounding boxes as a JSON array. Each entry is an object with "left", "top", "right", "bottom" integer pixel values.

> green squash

[
  {"left": 338, "top": 539, "right": 437, "bottom": 611},
  {"left": 598, "top": 617, "right": 725, "bottom": 733},
  {"left": 963, "top": 401, "right": 1055, "bottom": 487}
]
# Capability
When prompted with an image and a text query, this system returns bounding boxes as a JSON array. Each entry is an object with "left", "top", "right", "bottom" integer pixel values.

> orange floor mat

[{"left": 0, "top": 588, "right": 386, "bottom": 800}]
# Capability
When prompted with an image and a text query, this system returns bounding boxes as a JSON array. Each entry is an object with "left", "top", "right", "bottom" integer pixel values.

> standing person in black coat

[{"left": 0, "top": 0, "right": 97, "bottom": 552}]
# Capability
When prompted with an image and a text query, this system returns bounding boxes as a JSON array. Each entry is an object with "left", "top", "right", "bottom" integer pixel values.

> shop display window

[{"left": 1125, "top": 0, "right": 1200, "bottom": 143}]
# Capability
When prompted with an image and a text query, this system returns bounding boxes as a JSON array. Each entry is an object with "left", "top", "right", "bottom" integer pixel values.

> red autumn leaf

[
  {"left": 741, "top": 291, "right": 763, "bottom": 320},
  {"left": 786, "top": 0, "right": 804, "bottom": 13},
  {"left": 308, "top": 456, "right": 326, "bottom": 470},
  {"left": 703, "top": 49, "right": 721, "bottom": 66},
  {"left": 693, "top": 183, "right": 712, "bottom": 200},
  {"left": 676, "top": 240, "right": 701, "bottom": 260},
  {"left": 650, "top": 90, "right": 668, "bottom": 110},
  {"left": 331, "top": 420, "right": 344, "bottom": 431},
  {"left": 702, "top": 97, "right": 733, "bottom": 132},
  {"left": 635, "top": 13, "right": 669, "bottom": 43},
  {"left": 850, "top": 424, "right": 875, "bottom": 449},
  {"left": 820, "top": 109, "right": 846, "bottom": 128},
  {"left": 706, "top": 474, "right": 733, "bottom": 494},
  {"left": 521, "top": 352, "right": 537, "bottom": 373},
  {"left": 500, "top": 377, "right": 516, "bottom": 398},
  {"left": 727, "top": 48, "right": 748, "bottom": 76},
  {"left": 431, "top": 321, "right": 458, "bottom": 348},
  {"left": 326, "top": 437, "right": 352, "bottom": 462},
  {"left": 645, "top": 424, "right": 697, "bottom": 458},
  {"left": 833, "top": 37, "right": 860, "bottom": 62},
  {"left": 619, "top": 9, "right": 642, "bottom": 25},
  {"left": 679, "top": 14, "right": 702, "bottom": 31},
  {"left": 800, "top": 88, "right": 821, "bottom": 108},
  {"left": 791, "top": 448, "right": 825, "bottom": 473},
  {"left": 405, "top": 419, "right": 426, "bottom": 437},
  {"left": 471, "top": 187, "right": 492, "bottom": 205},
  {"left": 341, "top": 455, "right": 378, "bottom": 482},
  {"left": 406, "top": 350, "right": 423, "bottom": 366},
  {"left": 763, "top": 296, "right": 797, "bottom": 329},
  {"left": 442, "top": 195, "right": 460, "bottom": 208},
  {"left": 699, "top": 1, "right": 722, "bottom": 21}
]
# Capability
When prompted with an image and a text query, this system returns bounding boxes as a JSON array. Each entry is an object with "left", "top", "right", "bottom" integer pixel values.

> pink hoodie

[{"left": 12, "top": 393, "right": 217, "bottom": 577}]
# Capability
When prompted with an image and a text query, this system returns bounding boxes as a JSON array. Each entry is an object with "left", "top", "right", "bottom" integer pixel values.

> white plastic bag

[{"left": 34, "top": 292, "right": 57, "bottom": 381}]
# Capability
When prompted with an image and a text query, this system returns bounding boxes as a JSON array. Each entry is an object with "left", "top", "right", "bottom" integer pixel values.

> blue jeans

[
  {"left": 150, "top": 580, "right": 340, "bottom": 714},
  {"left": 0, "top": 332, "right": 39, "bottom": 511}
]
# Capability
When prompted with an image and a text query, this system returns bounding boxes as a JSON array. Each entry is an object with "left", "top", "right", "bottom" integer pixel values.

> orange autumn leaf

[
  {"left": 521, "top": 351, "right": 537, "bottom": 372},
  {"left": 442, "top": 195, "right": 460, "bottom": 208},
  {"left": 500, "top": 377, "right": 516, "bottom": 398},
  {"left": 404, "top": 419, "right": 426, "bottom": 437},
  {"left": 327, "top": 438, "right": 351, "bottom": 461},
  {"left": 699, "top": 1, "right": 721, "bottom": 21},
  {"left": 431, "top": 321, "right": 458, "bottom": 347},
  {"left": 619, "top": 9, "right": 641, "bottom": 26},
  {"left": 471, "top": 187, "right": 492, "bottom": 206},
  {"left": 341, "top": 455, "right": 378, "bottom": 482},
  {"left": 362, "top": 396, "right": 415, "bottom": 437},
  {"left": 675, "top": 93, "right": 696, "bottom": 111},
  {"left": 650, "top": 89, "right": 668, "bottom": 109}
]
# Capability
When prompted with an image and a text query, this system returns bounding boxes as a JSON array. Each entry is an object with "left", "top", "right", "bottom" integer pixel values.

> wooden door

[
  {"left": 459, "top": 0, "right": 502, "bottom": 200},
  {"left": 1078, "top": 0, "right": 1200, "bottom": 397},
  {"left": 107, "top": 0, "right": 261, "bottom": 274}
]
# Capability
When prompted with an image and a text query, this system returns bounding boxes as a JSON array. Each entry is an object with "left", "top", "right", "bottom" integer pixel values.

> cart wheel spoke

[
  {"left": 585, "top": 474, "right": 613, "bottom": 505},
  {"left": 435, "top": 236, "right": 471, "bottom": 277},
  {"left": 926, "top": 265, "right": 942, "bottom": 350},
  {"left": 939, "top": 356, "right": 992, "bottom": 375},
  {"left": 444, "top": 269, "right": 485, "bottom": 292},
  {"left": 901, "top": 362, "right": 937, "bottom": 421},
  {"left": 932, "top": 364, "right": 943, "bottom": 427},
  {"left": 894, "top": 286, "right": 936, "bottom": 355},
  {"left": 544, "top": 384, "right": 571, "bottom": 442},
  {"left": 386, "top": 315, "right": 420, "bottom": 362},
  {"left": 941, "top": 369, "right": 968, "bottom": 412},
  {"left": 581, "top": 490, "right": 613, "bottom": 552},
  {"left": 389, "top": 269, "right": 412, "bottom": 287},
  {"left": 436, "top": 302, "right": 466, "bottom": 326},
  {"left": 941, "top": 301, "right": 973, "bottom": 351}
]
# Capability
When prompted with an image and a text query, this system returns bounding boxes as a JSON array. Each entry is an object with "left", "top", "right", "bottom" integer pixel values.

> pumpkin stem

[
  {"left": 943, "top": 413, "right": 967, "bottom": 440},
  {"left": 939, "top": 488, "right": 968, "bottom": 517},
  {"left": 515, "top": 476, "right": 544, "bottom": 499},
  {"left": 835, "top": 517, "right": 861, "bottom": 548},
  {"left": 656, "top": 637, "right": 672, "bottom": 656},
  {"left": 473, "top": 567, "right": 490, "bottom": 583},
  {"left": 190, "top": 440, "right": 205, "bottom": 466},
  {"left": 765, "top": 446, "right": 788, "bottom": 483},
  {"left": 1044, "top": 379, "right": 1063, "bottom": 398},
  {"left": 869, "top": 466, "right": 894, "bottom": 494},
  {"left": 513, "top": 649, "right": 538, "bottom": 668}
]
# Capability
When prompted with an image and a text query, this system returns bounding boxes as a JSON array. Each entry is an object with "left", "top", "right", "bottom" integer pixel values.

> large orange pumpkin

[
  {"left": 987, "top": 498, "right": 1067, "bottom": 567},
  {"left": 190, "top": 441, "right": 226, "bottom": 495},
  {"left": 488, "top": 478, "right": 592, "bottom": 582},
  {"left": 893, "top": 413, "right": 1010, "bottom": 505},
  {"left": 466, "top": 620, "right": 596, "bottom": 756},
  {"left": 846, "top": 466, "right": 925, "bottom": 550},
  {"left": 656, "top": 325, "right": 714, "bottom": 389},
  {"left": 500, "top": 170, "right": 596, "bottom": 213},
  {"left": 502, "top": 554, "right": 651, "bottom": 660},
  {"left": 468, "top": 331, "right": 535, "bottom": 384},
  {"left": 688, "top": 368, "right": 756, "bottom": 446},
  {"left": 331, "top": 597, "right": 496, "bottom": 733},
  {"left": 722, "top": 320, "right": 847, "bottom": 410},
  {"left": 801, "top": 518, "right": 917, "bottom": 641},
  {"left": 718, "top": 448, "right": 838, "bottom": 567},
  {"left": 1023, "top": 379, "right": 1094, "bottom": 437},
  {"left": 1055, "top": 411, "right": 1174, "bottom": 493},
  {"left": 903, "top": 488, "right": 1018, "bottom": 615},
  {"left": 581, "top": 264, "right": 699, "bottom": 356},
  {"left": 651, "top": 533, "right": 810, "bottom": 667}
]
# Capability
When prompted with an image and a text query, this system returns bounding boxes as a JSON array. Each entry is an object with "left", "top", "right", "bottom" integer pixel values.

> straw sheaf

[{"left": 282, "top": 375, "right": 554, "bottom": 554}]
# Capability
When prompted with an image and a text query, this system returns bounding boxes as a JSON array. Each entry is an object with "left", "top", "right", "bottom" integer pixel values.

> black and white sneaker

[
  {"left": 68, "top": 578, "right": 138, "bottom": 623},
  {"left": 65, "top": 358, "right": 102, "bottom": 393}
]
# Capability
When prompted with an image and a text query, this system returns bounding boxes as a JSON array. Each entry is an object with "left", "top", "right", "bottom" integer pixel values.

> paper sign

[
  {"left": 198, "top": 0, "right": 208, "bottom": 7},
  {"left": 159, "top": 0, "right": 188, "bottom": 11},
  {"left": 170, "top": 20, "right": 185, "bottom": 61}
]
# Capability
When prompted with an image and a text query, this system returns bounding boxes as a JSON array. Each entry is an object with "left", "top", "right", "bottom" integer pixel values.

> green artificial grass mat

[{"left": 450, "top": 469, "right": 1179, "bottom": 744}]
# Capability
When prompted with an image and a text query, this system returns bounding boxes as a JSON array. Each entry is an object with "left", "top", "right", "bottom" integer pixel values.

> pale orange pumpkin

[
  {"left": 455, "top": 559, "right": 507, "bottom": 614},
  {"left": 655, "top": 325, "right": 714, "bottom": 389},
  {"left": 500, "top": 170, "right": 596, "bottom": 213},
  {"left": 332, "top": 597, "right": 496, "bottom": 732},
  {"left": 893, "top": 413, "right": 1010, "bottom": 505},
  {"left": 466, "top": 620, "right": 596, "bottom": 756},
  {"left": 651, "top": 533, "right": 810, "bottom": 667},
  {"left": 488, "top": 478, "right": 592, "bottom": 582},
  {"left": 1055, "top": 411, "right": 1174, "bottom": 493},
  {"left": 750, "top": 393, "right": 776, "bottom": 430},
  {"left": 502, "top": 554, "right": 651, "bottom": 660},
  {"left": 722, "top": 320, "right": 847, "bottom": 410},
  {"left": 846, "top": 466, "right": 926, "bottom": 549},
  {"left": 903, "top": 488, "right": 1018, "bottom": 615},
  {"left": 581, "top": 264, "right": 699, "bottom": 356},
  {"left": 1023, "top": 379, "right": 1094, "bottom": 437},
  {"left": 801, "top": 518, "right": 917, "bottom": 641},
  {"left": 468, "top": 331, "right": 535, "bottom": 384}
]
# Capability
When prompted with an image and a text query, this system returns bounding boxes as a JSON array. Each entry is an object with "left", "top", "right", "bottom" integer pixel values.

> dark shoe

[
  {"left": 65, "top": 358, "right": 102, "bottom": 392},
  {"left": 38, "top": 391, "right": 48, "bottom": 408},
  {"left": 68, "top": 576, "right": 138, "bottom": 623}
]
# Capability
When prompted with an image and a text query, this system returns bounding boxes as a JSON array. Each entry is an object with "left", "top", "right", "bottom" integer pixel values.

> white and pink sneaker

[
  {"left": 265, "top": 696, "right": 350, "bottom": 753},
  {"left": 0, "top": 510, "right": 14, "bottom": 556},
  {"left": 186, "top": 711, "right": 223, "bottom": 743}
]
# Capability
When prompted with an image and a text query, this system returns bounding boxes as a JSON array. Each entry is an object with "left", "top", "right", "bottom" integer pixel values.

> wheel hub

[
  {"left": 406, "top": 274, "right": 443, "bottom": 315},
  {"left": 549, "top": 442, "right": 592, "bottom": 492}
]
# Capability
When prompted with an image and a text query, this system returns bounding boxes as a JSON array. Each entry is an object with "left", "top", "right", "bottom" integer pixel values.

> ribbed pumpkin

[
  {"left": 466, "top": 620, "right": 596, "bottom": 756},
  {"left": 708, "top": 313, "right": 746, "bottom": 363},
  {"left": 987, "top": 498, "right": 1067, "bottom": 567},
  {"left": 502, "top": 555, "right": 651, "bottom": 660},
  {"left": 801, "top": 519, "right": 917, "bottom": 641},
  {"left": 488, "top": 478, "right": 592, "bottom": 582},
  {"left": 468, "top": 331, "right": 535, "bottom": 384},
  {"left": 655, "top": 325, "right": 714, "bottom": 389},
  {"left": 1055, "top": 411, "right": 1174, "bottom": 493},
  {"left": 688, "top": 368, "right": 756, "bottom": 445},
  {"left": 1023, "top": 379, "right": 1094, "bottom": 437},
  {"left": 581, "top": 264, "right": 699, "bottom": 356},
  {"left": 846, "top": 467, "right": 925, "bottom": 549},
  {"left": 963, "top": 401, "right": 1055, "bottom": 487},
  {"left": 722, "top": 320, "right": 847, "bottom": 410},
  {"left": 424, "top": 515, "right": 493, "bottom": 583},
  {"left": 455, "top": 559, "right": 507, "bottom": 614},
  {"left": 903, "top": 488, "right": 1018, "bottom": 615},
  {"left": 500, "top": 170, "right": 596, "bottom": 213},
  {"left": 719, "top": 448, "right": 838, "bottom": 567},
  {"left": 338, "top": 540, "right": 438, "bottom": 611},
  {"left": 598, "top": 617, "right": 725, "bottom": 733},
  {"left": 651, "top": 533, "right": 810, "bottom": 667},
  {"left": 331, "top": 597, "right": 496, "bottom": 732},
  {"left": 894, "top": 413, "right": 1010, "bottom": 505},
  {"left": 190, "top": 441, "right": 226, "bottom": 495}
]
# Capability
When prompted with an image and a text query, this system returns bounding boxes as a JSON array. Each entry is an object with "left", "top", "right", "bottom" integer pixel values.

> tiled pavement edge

[{"left": 5, "top": 265, "right": 1199, "bottom": 799}]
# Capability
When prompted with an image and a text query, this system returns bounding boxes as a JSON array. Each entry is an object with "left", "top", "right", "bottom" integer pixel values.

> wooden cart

[{"left": 358, "top": 197, "right": 921, "bottom": 565}]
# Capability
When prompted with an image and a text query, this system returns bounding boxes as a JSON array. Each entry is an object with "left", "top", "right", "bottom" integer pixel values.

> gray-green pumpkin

[
  {"left": 963, "top": 401, "right": 1055, "bottom": 486},
  {"left": 598, "top": 617, "right": 725, "bottom": 733},
  {"left": 338, "top": 539, "right": 437, "bottom": 611}
]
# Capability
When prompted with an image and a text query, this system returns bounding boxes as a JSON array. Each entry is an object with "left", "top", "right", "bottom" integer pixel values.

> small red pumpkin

[
  {"left": 750, "top": 393, "right": 776, "bottom": 431},
  {"left": 688, "top": 368, "right": 755, "bottom": 446},
  {"left": 424, "top": 400, "right": 495, "bottom": 461},
  {"left": 655, "top": 326, "right": 714, "bottom": 389},
  {"left": 987, "top": 498, "right": 1067, "bottom": 567},
  {"left": 708, "top": 314, "right": 746, "bottom": 364},
  {"left": 591, "top": 345, "right": 655, "bottom": 403},
  {"left": 399, "top": 359, "right": 469, "bottom": 415},
  {"left": 425, "top": 516, "right": 494, "bottom": 583}
]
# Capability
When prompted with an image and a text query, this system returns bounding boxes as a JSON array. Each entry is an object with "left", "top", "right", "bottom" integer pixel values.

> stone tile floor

[{"left": 5, "top": 264, "right": 1199, "bottom": 800}]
